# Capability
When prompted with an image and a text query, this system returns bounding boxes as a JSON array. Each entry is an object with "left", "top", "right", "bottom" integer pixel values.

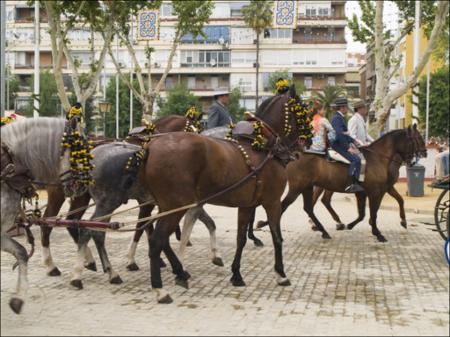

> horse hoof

[
  {"left": 401, "top": 220, "right": 407, "bottom": 229},
  {"left": 157, "top": 294, "right": 173, "bottom": 304},
  {"left": 110, "top": 276, "right": 123, "bottom": 285},
  {"left": 85, "top": 262, "right": 97, "bottom": 272},
  {"left": 230, "top": 277, "right": 246, "bottom": 287},
  {"left": 186, "top": 241, "right": 193, "bottom": 247},
  {"left": 212, "top": 257, "right": 224, "bottom": 267},
  {"left": 175, "top": 277, "right": 189, "bottom": 289},
  {"left": 311, "top": 226, "right": 319, "bottom": 231},
  {"left": 322, "top": 233, "right": 332, "bottom": 240},
  {"left": 47, "top": 267, "right": 61, "bottom": 277},
  {"left": 9, "top": 298, "right": 24, "bottom": 314},
  {"left": 346, "top": 224, "right": 354, "bottom": 230},
  {"left": 184, "top": 271, "right": 191, "bottom": 280},
  {"left": 160, "top": 258, "right": 167, "bottom": 268},
  {"left": 256, "top": 221, "right": 268, "bottom": 229},
  {"left": 336, "top": 223, "right": 345, "bottom": 231},
  {"left": 253, "top": 239, "right": 264, "bottom": 247},
  {"left": 126, "top": 263, "right": 140, "bottom": 271},
  {"left": 377, "top": 235, "right": 387, "bottom": 243},
  {"left": 70, "top": 279, "right": 83, "bottom": 290},
  {"left": 277, "top": 278, "right": 291, "bottom": 286}
]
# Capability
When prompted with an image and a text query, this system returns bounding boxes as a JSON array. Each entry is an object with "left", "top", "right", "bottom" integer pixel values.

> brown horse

[
  {"left": 257, "top": 125, "right": 427, "bottom": 243},
  {"left": 39, "top": 114, "right": 204, "bottom": 277},
  {"left": 135, "top": 88, "right": 319, "bottom": 303},
  {"left": 309, "top": 153, "right": 407, "bottom": 231}
]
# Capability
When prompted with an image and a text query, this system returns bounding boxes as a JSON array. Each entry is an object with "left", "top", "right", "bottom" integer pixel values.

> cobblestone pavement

[{"left": 1, "top": 195, "right": 449, "bottom": 336}]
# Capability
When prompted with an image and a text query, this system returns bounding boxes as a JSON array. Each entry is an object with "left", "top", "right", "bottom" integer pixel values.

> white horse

[{"left": 1, "top": 117, "right": 86, "bottom": 314}]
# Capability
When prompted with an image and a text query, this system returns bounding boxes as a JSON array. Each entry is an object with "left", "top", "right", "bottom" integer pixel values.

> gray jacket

[{"left": 207, "top": 101, "right": 232, "bottom": 129}]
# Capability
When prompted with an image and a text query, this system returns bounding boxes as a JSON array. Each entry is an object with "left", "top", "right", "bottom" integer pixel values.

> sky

[{"left": 345, "top": 1, "right": 400, "bottom": 53}]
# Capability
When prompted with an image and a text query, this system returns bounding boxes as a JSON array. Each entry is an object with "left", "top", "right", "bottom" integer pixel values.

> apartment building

[{"left": 5, "top": 0, "right": 347, "bottom": 113}]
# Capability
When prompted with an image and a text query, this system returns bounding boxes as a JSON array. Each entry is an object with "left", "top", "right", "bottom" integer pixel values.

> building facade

[{"left": 5, "top": 0, "right": 347, "bottom": 115}]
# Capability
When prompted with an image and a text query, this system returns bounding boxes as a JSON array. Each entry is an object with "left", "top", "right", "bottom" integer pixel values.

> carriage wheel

[{"left": 434, "top": 189, "right": 449, "bottom": 240}]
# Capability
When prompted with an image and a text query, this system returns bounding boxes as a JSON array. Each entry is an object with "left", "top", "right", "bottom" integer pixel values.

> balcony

[
  {"left": 293, "top": 37, "right": 346, "bottom": 44},
  {"left": 298, "top": 14, "right": 346, "bottom": 20}
]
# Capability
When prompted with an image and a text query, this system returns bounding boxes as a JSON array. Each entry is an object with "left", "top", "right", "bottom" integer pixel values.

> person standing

[
  {"left": 348, "top": 100, "right": 374, "bottom": 146},
  {"left": 207, "top": 89, "right": 232, "bottom": 129},
  {"left": 330, "top": 97, "right": 364, "bottom": 193}
]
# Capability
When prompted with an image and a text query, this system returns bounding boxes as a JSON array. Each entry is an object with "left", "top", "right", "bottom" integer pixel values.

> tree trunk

[
  {"left": 255, "top": 32, "right": 260, "bottom": 111},
  {"left": 372, "top": 1, "right": 386, "bottom": 132}
]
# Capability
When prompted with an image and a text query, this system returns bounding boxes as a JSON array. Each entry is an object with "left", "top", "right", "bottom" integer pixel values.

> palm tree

[
  {"left": 242, "top": 0, "right": 272, "bottom": 111},
  {"left": 312, "top": 85, "right": 346, "bottom": 119}
]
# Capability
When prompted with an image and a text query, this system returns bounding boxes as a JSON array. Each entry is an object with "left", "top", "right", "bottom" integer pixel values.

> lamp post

[{"left": 98, "top": 100, "right": 111, "bottom": 137}]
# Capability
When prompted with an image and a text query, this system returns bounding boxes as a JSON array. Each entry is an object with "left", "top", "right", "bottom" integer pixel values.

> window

[
  {"left": 265, "top": 28, "right": 292, "bottom": 39},
  {"left": 327, "top": 76, "right": 336, "bottom": 86},
  {"left": 180, "top": 50, "right": 230, "bottom": 67},
  {"left": 304, "top": 76, "right": 313, "bottom": 89},
  {"left": 230, "top": 2, "right": 246, "bottom": 17},
  {"left": 160, "top": 3, "right": 173, "bottom": 17},
  {"left": 187, "top": 77, "right": 196, "bottom": 89},
  {"left": 318, "top": 7, "right": 329, "bottom": 17},
  {"left": 181, "top": 26, "right": 230, "bottom": 44},
  {"left": 304, "top": 28, "right": 312, "bottom": 41},
  {"left": 211, "top": 76, "right": 219, "bottom": 88}
]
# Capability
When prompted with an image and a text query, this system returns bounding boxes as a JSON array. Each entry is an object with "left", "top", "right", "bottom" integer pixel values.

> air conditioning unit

[
  {"left": 154, "top": 62, "right": 160, "bottom": 68},
  {"left": 118, "top": 61, "right": 124, "bottom": 68}
]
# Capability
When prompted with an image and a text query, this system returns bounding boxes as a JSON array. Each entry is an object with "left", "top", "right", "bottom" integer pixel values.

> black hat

[{"left": 334, "top": 97, "right": 348, "bottom": 107}]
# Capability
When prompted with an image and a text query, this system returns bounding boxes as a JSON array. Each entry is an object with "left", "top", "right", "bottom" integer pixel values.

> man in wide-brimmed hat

[
  {"left": 330, "top": 97, "right": 364, "bottom": 193},
  {"left": 348, "top": 99, "right": 373, "bottom": 146},
  {"left": 207, "top": 88, "right": 232, "bottom": 129}
]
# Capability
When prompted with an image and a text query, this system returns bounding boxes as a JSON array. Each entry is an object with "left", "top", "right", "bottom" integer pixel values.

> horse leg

[
  {"left": 197, "top": 206, "right": 224, "bottom": 266},
  {"left": 309, "top": 187, "right": 324, "bottom": 229},
  {"left": 178, "top": 209, "right": 196, "bottom": 264},
  {"left": 368, "top": 193, "right": 387, "bottom": 242},
  {"left": 257, "top": 186, "right": 300, "bottom": 229},
  {"left": 1, "top": 234, "right": 29, "bottom": 314},
  {"left": 126, "top": 204, "right": 155, "bottom": 271},
  {"left": 346, "top": 192, "right": 366, "bottom": 230},
  {"left": 66, "top": 193, "right": 96, "bottom": 272},
  {"left": 41, "top": 186, "right": 65, "bottom": 276},
  {"left": 247, "top": 208, "right": 264, "bottom": 247},
  {"left": 303, "top": 186, "right": 331, "bottom": 239},
  {"left": 263, "top": 202, "right": 290, "bottom": 286},
  {"left": 149, "top": 212, "right": 187, "bottom": 304},
  {"left": 91, "top": 230, "right": 122, "bottom": 284},
  {"left": 143, "top": 223, "right": 167, "bottom": 268},
  {"left": 69, "top": 228, "right": 91, "bottom": 289},
  {"left": 230, "top": 207, "right": 254, "bottom": 286},
  {"left": 387, "top": 186, "right": 407, "bottom": 229},
  {"left": 321, "top": 190, "right": 346, "bottom": 230}
]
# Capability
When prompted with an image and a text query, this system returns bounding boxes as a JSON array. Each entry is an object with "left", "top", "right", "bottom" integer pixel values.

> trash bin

[{"left": 406, "top": 163, "right": 426, "bottom": 197}]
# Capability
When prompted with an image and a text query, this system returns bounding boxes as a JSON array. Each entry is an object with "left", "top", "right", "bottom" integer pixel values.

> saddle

[
  {"left": 304, "top": 147, "right": 367, "bottom": 182},
  {"left": 1, "top": 144, "right": 37, "bottom": 199}
]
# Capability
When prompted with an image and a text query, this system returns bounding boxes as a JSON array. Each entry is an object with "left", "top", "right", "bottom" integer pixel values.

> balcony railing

[
  {"left": 293, "top": 37, "right": 346, "bottom": 44},
  {"left": 298, "top": 14, "right": 346, "bottom": 20}
]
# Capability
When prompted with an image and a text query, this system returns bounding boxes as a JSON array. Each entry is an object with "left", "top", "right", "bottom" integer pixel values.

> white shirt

[{"left": 348, "top": 113, "right": 374, "bottom": 145}]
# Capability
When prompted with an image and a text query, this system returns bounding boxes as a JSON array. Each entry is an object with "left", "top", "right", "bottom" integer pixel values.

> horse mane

[
  {"left": 255, "top": 95, "right": 286, "bottom": 119},
  {"left": 365, "top": 128, "right": 405, "bottom": 149},
  {"left": 1, "top": 117, "right": 66, "bottom": 183}
]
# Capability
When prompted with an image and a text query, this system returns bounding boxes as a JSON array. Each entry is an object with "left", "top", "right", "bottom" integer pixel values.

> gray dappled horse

[{"left": 1, "top": 117, "right": 87, "bottom": 314}]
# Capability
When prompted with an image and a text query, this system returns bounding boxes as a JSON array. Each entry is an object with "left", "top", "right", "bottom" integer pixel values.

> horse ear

[
  {"left": 289, "top": 83, "right": 296, "bottom": 98},
  {"left": 412, "top": 123, "right": 417, "bottom": 130}
]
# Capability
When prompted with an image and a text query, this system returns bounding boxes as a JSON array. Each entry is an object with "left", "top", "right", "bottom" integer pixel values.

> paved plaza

[{"left": 1, "top": 193, "right": 449, "bottom": 336}]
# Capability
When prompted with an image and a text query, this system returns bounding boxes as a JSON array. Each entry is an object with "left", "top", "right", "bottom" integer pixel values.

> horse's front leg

[
  {"left": 1, "top": 234, "right": 29, "bottom": 314},
  {"left": 247, "top": 208, "right": 264, "bottom": 247},
  {"left": 387, "top": 186, "right": 407, "bottom": 229},
  {"left": 70, "top": 228, "right": 92, "bottom": 289}
]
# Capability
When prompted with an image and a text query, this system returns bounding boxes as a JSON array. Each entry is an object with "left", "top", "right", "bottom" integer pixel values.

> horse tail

[{"left": 122, "top": 148, "right": 148, "bottom": 191}]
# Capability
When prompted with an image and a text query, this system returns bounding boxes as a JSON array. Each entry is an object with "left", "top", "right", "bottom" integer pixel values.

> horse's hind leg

[
  {"left": 387, "top": 186, "right": 407, "bottom": 228},
  {"left": 1, "top": 234, "right": 29, "bottom": 314},
  {"left": 346, "top": 192, "right": 366, "bottom": 230},
  {"left": 197, "top": 207, "right": 224, "bottom": 266},
  {"left": 41, "top": 186, "right": 65, "bottom": 276},
  {"left": 126, "top": 204, "right": 155, "bottom": 271},
  {"left": 91, "top": 230, "right": 123, "bottom": 284},
  {"left": 368, "top": 193, "right": 387, "bottom": 242},
  {"left": 70, "top": 228, "right": 92, "bottom": 289},
  {"left": 303, "top": 186, "right": 331, "bottom": 239},
  {"left": 247, "top": 208, "right": 264, "bottom": 247},
  {"left": 320, "top": 190, "right": 346, "bottom": 230},
  {"left": 309, "top": 187, "right": 324, "bottom": 228},
  {"left": 149, "top": 212, "right": 188, "bottom": 304},
  {"left": 230, "top": 207, "right": 254, "bottom": 286}
]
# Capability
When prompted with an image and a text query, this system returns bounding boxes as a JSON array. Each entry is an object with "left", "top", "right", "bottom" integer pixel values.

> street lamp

[{"left": 98, "top": 100, "right": 111, "bottom": 137}]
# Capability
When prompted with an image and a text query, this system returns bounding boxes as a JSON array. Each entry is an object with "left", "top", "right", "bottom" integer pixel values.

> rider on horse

[{"left": 330, "top": 97, "right": 364, "bottom": 193}]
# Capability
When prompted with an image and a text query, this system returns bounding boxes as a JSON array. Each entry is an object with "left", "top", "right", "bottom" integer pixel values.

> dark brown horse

[
  {"left": 309, "top": 154, "right": 407, "bottom": 231},
  {"left": 39, "top": 114, "right": 203, "bottom": 277},
  {"left": 135, "top": 88, "right": 318, "bottom": 303},
  {"left": 257, "top": 125, "right": 427, "bottom": 243}
]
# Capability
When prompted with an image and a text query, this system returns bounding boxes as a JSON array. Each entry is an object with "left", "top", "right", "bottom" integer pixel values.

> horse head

[
  {"left": 397, "top": 124, "right": 427, "bottom": 166},
  {"left": 59, "top": 107, "right": 94, "bottom": 198}
]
